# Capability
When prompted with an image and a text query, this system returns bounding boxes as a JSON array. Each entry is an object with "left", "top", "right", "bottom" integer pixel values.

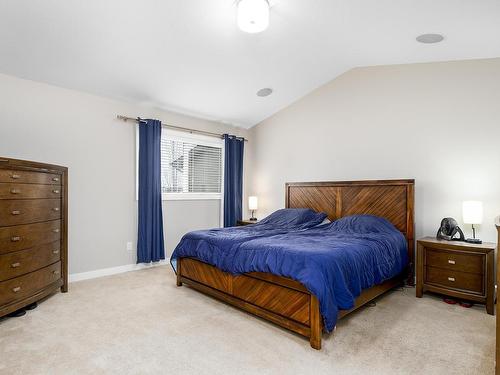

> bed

[{"left": 172, "top": 179, "right": 414, "bottom": 349}]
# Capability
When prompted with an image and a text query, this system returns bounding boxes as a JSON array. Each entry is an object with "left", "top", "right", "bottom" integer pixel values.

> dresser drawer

[
  {"left": 0, "top": 261, "right": 61, "bottom": 306},
  {"left": 0, "top": 220, "right": 61, "bottom": 255},
  {"left": 0, "top": 241, "right": 60, "bottom": 282},
  {"left": 426, "top": 248, "right": 484, "bottom": 274},
  {"left": 0, "top": 169, "right": 61, "bottom": 185},
  {"left": 0, "top": 183, "right": 62, "bottom": 200},
  {"left": 426, "top": 266, "right": 483, "bottom": 294},
  {"left": 0, "top": 199, "right": 61, "bottom": 226}
]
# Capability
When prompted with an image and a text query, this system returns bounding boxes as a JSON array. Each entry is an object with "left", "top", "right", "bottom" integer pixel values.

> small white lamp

[
  {"left": 462, "top": 201, "right": 483, "bottom": 244},
  {"left": 248, "top": 196, "right": 258, "bottom": 221}
]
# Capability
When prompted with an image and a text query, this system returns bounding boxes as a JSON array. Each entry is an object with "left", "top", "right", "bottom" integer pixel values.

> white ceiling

[{"left": 0, "top": 1, "right": 499, "bottom": 128}]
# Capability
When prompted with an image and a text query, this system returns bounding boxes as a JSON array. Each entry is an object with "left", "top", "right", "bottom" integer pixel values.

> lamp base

[
  {"left": 465, "top": 238, "right": 482, "bottom": 244},
  {"left": 249, "top": 217, "right": 257, "bottom": 221}
]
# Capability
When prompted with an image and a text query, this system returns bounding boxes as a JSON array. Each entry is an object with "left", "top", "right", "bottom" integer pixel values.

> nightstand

[
  {"left": 416, "top": 236, "right": 496, "bottom": 315},
  {"left": 236, "top": 219, "right": 258, "bottom": 226}
]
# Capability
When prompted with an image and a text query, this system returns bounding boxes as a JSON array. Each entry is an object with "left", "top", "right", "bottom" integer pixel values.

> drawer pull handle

[
  {"left": 52, "top": 250, "right": 60, "bottom": 254},
  {"left": 52, "top": 228, "right": 60, "bottom": 233},
  {"left": 11, "top": 236, "right": 21, "bottom": 242},
  {"left": 53, "top": 270, "right": 60, "bottom": 275},
  {"left": 10, "top": 174, "right": 21, "bottom": 179},
  {"left": 52, "top": 177, "right": 59, "bottom": 182},
  {"left": 10, "top": 189, "right": 20, "bottom": 194},
  {"left": 11, "top": 210, "right": 21, "bottom": 215},
  {"left": 11, "top": 262, "right": 21, "bottom": 268},
  {"left": 12, "top": 286, "right": 21, "bottom": 293},
  {"left": 448, "top": 260, "right": 456, "bottom": 265},
  {"left": 448, "top": 277, "right": 455, "bottom": 282},
  {"left": 52, "top": 207, "right": 60, "bottom": 212},
  {"left": 52, "top": 190, "right": 60, "bottom": 194}
]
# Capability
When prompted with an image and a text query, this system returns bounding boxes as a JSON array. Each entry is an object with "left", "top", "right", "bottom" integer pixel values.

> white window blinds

[{"left": 160, "top": 130, "right": 223, "bottom": 199}]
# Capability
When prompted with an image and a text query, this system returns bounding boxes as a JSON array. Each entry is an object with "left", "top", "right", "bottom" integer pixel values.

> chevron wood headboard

[{"left": 285, "top": 179, "right": 415, "bottom": 281}]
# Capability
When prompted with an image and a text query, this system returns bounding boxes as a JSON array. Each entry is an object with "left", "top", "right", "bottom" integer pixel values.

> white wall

[
  {"left": 0, "top": 73, "right": 249, "bottom": 274},
  {"left": 249, "top": 58, "right": 500, "bottom": 242},
  {"left": 2, "top": 57, "right": 496, "bottom": 276}
]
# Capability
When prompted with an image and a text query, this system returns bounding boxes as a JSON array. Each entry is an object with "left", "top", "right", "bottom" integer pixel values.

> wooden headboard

[{"left": 285, "top": 179, "right": 415, "bottom": 281}]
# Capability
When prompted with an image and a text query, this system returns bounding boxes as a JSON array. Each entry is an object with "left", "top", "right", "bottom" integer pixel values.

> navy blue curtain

[
  {"left": 137, "top": 119, "right": 165, "bottom": 263},
  {"left": 223, "top": 134, "right": 244, "bottom": 227}
]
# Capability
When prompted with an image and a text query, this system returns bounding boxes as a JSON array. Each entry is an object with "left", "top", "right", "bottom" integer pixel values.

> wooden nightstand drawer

[
  {"left": 426, "top": 248, "right": 484, "bottom": 274},
  {"left": 426, "top": 266, "right": 483, "bottom": 294}
]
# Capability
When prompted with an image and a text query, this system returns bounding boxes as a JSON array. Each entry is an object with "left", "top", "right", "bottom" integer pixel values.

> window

[{"left": 160, "top": 129, "right": 223, "bottom": 200}]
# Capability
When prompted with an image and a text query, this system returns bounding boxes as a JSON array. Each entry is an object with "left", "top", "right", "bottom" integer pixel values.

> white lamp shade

[
  {"left": 237, "top": 0, "right": 269, "bottom": 33},
  {"left": 462, "top": 201, "right": 483, "bottom": 224},
  {"left": 248, "top": 196, "right": 258, "bottom": 210}
]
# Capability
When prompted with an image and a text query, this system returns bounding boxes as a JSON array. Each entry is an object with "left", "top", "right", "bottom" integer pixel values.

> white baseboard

[{"left": 69, "top": 259, "right": 170, "bottom": 283}]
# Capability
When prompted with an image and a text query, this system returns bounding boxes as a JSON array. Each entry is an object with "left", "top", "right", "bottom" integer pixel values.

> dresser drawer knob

[
  {"left": 11, "top": 236, "right": 21, "bottom": 242},
  {"left": 11, "top": 262, "right": 21, "bottom": 268},
  {"left": 52, "top": 190, "right": 60, "bottom": 194},
  {"left": 10, "top": 189, "right": 20, "bottom": 194},
  {"left": 53, "top": 270, "right": 60, "bottom": 276},
  {"left": 52, "top": 177, "right": 59, "bottom": 182},
  {"left": 12, "top": 286, "right": 21, "bottom": 293},
  {"left": 52, "top": 207, "right": 60, "bottom": 212},
  {"left": 52, "top": 228, "right": 60, "bottom": 233},
  {"left": 447, "top": 260, "right": 456, "bottom": 265},
  {"left": 448, "top": 277, "right": 455, "bottom": 282},
  {"left": 10, "top": 174, "right": 21, "bottom": 179},
  {"left": 52, "top": 250, "right": 60, "bottom": 254},
  {"left": 11, "top": 210, "right": 21, "bottom": 215}
]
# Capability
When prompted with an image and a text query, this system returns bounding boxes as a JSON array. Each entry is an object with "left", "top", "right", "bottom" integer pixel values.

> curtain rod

[{"left": 116, "top": 115, "right": 247, "bottom": 142}]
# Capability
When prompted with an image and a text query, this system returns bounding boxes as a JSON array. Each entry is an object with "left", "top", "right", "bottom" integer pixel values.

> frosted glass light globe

[{"left": 237, "top": 0, "right": 269, "bottom": 33}]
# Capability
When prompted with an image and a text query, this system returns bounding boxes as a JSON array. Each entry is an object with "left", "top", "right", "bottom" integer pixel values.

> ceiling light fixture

[
  {"left": 237, "top": 0, "right": 270, "bottom": 33},
  {"left": 257, "top": 88, "right": 273, "bottom": 97},
  {"left": 416, "top": 34, "right": 444, "bottom": 44}
]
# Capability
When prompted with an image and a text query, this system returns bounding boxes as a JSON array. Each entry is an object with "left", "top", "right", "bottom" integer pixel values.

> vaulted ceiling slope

[{"left": 0, "top": 1, "right": 499, "bottom": 128}]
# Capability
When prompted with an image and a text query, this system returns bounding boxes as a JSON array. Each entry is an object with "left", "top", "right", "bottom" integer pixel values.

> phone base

[{"left": 465, "top": 238, "right": 482, "bottom": 244}]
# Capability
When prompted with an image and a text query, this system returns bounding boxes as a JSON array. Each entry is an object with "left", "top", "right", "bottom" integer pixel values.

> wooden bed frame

[{"left": 176, "top": 179, "right": 415, "bottom": 349}]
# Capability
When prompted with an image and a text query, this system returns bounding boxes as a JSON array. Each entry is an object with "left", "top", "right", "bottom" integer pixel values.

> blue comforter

[{"left": 171, "top": 212, "right": 408, "bottom": 332}]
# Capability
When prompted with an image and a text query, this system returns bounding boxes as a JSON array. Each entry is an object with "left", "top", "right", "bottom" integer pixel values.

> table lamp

[
  {"left": 462, "top": 201, "right": 483, "bottom": 244},
  {"left": 248, "top": 196, "right": 258, "bottom": 221}
]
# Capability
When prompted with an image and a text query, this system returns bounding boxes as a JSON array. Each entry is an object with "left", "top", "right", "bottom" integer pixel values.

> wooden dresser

[{"left": 0, "top": 157, "right": 67, "bottom": 318}]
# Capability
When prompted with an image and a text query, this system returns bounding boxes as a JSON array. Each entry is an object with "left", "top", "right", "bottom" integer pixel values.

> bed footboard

[
  {"left": 176, "top": 257, "right": 403, "bottom": 349},
  {"left": 177, "top": 257, "right": 322, "bottom": 349}
]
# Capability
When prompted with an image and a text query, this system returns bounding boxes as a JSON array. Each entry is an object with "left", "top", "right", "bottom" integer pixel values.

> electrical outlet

[{"left": 126, "top": 241, "right": 133, "bottom": 252}]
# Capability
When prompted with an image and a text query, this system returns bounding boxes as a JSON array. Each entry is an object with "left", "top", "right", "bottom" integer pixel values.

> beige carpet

[{"left": 0, "top": 266, "right": 494, "bottom": 375}]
